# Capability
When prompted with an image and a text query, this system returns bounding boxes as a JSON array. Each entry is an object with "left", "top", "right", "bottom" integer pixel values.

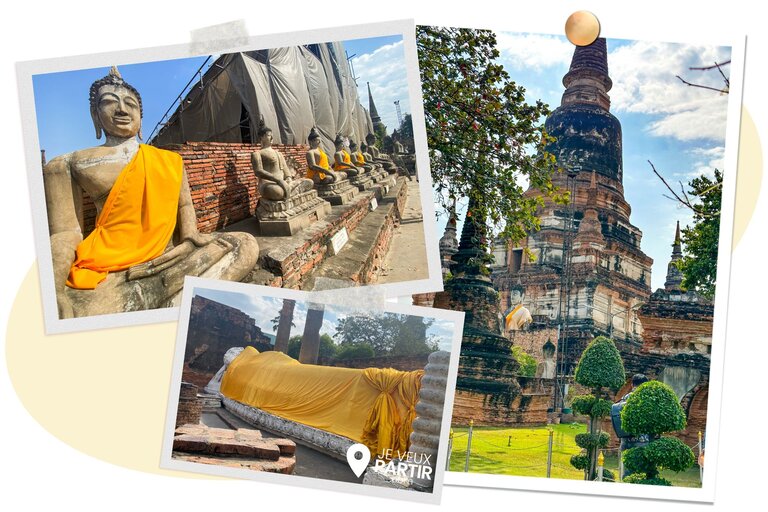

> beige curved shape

[
  {"left": 5, "top": 263, "right": 216, "bottom": 479},
  {"left": 733, "top": 107, "right": 761, "bottom": 248},
  {"left": 565, "top": 11, "right": 601, "bottom": 46}
]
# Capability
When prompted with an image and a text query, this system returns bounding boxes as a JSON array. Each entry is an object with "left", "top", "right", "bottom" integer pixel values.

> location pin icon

[{"left": 346, "top": 443, "right": 371, "bottom": 478}]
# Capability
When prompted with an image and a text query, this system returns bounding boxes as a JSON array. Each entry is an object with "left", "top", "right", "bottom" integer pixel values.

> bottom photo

[{"left": 162, "top": 277, "right": 462, "bottom": 503}]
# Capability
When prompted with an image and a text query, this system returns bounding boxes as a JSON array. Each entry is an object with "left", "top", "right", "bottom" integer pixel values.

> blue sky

[
  {"left": 440, "top": 32, "right": 731, "bottom": 292},
  {"left": 193, "top": 288, "right": 455, "bottom": 351},
  {"left": 32, "top": 35, "right": 408, "bottom": 161}
]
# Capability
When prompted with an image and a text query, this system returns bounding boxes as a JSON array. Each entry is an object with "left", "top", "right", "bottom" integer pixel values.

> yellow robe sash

[
  {"left": 307, "top": 148, "right": 329, "bottom": 180},
  {"left": 354, "top": 151, "right": 366, "bottom": 165},
  {"left": 66, "top": 144, "right": 183, "bottom": 289},
  {"left": 333, "top": 150, "right": 355, "bottom": 171}
]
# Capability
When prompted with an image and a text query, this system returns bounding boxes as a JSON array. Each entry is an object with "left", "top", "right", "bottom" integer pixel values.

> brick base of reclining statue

[{"left": 172, "top": 423, "right": 296, "bottom": 473}]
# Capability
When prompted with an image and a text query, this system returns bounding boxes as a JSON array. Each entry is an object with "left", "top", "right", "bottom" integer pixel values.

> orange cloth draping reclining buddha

[
  {"left": 66, "top": 145, "right": 183, "bottom": 289},
  {"left": 220, "top": 347, "right": 423, "bottom": 456}
]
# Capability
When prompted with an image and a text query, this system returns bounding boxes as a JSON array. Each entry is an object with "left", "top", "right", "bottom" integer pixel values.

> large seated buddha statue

[
  {"left": 43, "top": 67, "right": 259, "bottom": 319},
  {"left": 305, "top": 128, "right": 357, "bottom": 205},
  {"left": 251, "top": 121, "right": 329, "bottom": 236},
  {"left": 333, "top": 134, "right": 372, "bottom": 191}
]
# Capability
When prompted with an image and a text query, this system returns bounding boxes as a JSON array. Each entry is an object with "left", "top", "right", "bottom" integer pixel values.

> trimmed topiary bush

[
  {"left": 621, "top": 381, "right": 695, "bottom": 485},
  {"left": 569, "top": 336, "right": 626, "bottom": 480},
  {"left": 622, "top": 381, "right": 687, "bottom": 436},
  {"left": 574, "top": 337, "right": 626, "bottom": 391}
]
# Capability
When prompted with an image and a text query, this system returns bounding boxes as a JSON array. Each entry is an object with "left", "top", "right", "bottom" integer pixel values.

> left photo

[{"left": 19, "top": 20, "right": 439, "bottom": 333}]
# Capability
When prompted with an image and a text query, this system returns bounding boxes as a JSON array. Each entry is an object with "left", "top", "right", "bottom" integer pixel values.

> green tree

[
  {"left": 335, "top": 344, "right": 375, "bottom": 361},
  {"left": 398, "top": 113, "right": 414, "bottom": 151},
  {"left": 678, "top": 169, "right": 722, "bottom": 299},
  {"left": 416, "top": 26, "right": 564, "bottom": 245},
  {"left": 511, "top": 346, "right": 537, "bottom": 377},
  {"left": 569, "top": 336, "right": 626, "bottom": 481},
  {"left": 334, "top": 313, "right": 437, "bottom": 356},
  {"left": 621, "top": 381, "right": 695, "bottom": 485}
]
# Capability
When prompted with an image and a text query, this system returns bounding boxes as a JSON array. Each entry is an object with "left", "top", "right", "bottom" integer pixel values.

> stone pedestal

[
  {"left": 349, "top": 173, "right": 374, "bottom": 191},
  {"left": 315, "top": 179, "right": 358, "bottom": 205},
  {"left": 175, "top": 382, "right": 202, "bottom": 428},
  {"left": 256, "top": 188, "right": 331, "bottom": 236}
]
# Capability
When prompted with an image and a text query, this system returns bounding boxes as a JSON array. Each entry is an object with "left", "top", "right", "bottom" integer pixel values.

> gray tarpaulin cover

[{"left": 153, "top": 41, "right": 375, "bottom": 151}]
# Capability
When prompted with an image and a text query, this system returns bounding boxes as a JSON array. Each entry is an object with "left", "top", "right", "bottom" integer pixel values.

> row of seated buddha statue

[{"left": 250, "top": 124, "right": 400, "bottom": 236}]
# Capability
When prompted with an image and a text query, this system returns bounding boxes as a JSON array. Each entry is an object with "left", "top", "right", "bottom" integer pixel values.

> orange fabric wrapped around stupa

[
  {"left": 66, "top": 144, "right": 183, "bottom": 289},
  {"left": 220, "top": 347, "right": 424, "bottom": 456}
]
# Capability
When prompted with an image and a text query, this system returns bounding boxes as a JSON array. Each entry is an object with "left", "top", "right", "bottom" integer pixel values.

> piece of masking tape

[
  {"left": 190, "top": 20, "right": 250, "bottom": 54},
  {"left": 306, "top": 276, "right": 388, "bottom": 314}
]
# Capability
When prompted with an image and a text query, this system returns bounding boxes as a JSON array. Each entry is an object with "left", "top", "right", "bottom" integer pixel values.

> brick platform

[
  {"left": 228, "top": 177, "right": 406, "bottom": 289},
  {"left": 172, "top": 423, "right": 296, "bottom": 474}
]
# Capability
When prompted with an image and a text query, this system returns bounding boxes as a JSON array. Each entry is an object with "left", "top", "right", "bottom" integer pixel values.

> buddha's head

[
  {"left": 257, "top": 118, "right": 273, "bottom": 147},
  {"left": 89, "top": 66, "right": 143, "bottom": 140},
  {"left": 334, "top": 133, "right": 345, "bottom": 150},
  {"left": 308, "top": 127, "right": 321, "bottom": 149},
  {"left": 349, "top": 141, "right": 358, "bottom": 152},
  {"left": 365, "top": 132, "right": 376, "bottom": 145}
]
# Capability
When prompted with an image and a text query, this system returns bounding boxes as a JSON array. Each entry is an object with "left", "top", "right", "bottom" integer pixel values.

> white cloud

[
  {"left": 609, "top": 41, "right": 731, "bottom": 142},
  {"left": 350, "top": 41, "right": 409, "bottom": 132},
  {"left": 496, "top": 33, "right": 573, "bottom": 72}
]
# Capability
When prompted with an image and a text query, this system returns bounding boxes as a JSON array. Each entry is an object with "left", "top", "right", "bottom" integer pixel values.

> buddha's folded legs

[{"left": 62, "top": 232, "right": 258, "bottom": 317}]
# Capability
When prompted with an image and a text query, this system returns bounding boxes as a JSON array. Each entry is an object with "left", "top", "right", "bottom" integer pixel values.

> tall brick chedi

[{"left": 494, "top": 38, "right": 653, "bottom": 375}]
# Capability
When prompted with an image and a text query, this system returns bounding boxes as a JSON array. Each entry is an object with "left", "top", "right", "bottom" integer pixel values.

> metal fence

[{"left": 448, "top": 422, "right": 704, "bottom": 484}]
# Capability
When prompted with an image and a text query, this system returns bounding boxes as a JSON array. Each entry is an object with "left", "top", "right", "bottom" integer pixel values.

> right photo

[{"left": 413, "top": 26, "right": 739, "bottom": 500}]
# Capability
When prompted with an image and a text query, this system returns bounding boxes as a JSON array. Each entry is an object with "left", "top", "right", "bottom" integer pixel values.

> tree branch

[{"left": 648, "top": 161, "right": 720, "bottom": 218}]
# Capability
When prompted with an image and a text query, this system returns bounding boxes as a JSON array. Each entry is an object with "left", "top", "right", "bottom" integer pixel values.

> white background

[{"left": 1, "top": 1, "right": 764, "bottom": 510}]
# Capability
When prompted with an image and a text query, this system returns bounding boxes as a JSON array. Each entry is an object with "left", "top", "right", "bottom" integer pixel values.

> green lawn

[{"left": 448, "top": 423, "right": 702, "bottom": 487}]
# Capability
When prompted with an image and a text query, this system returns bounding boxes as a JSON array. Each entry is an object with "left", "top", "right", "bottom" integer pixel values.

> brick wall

[{"left": 163, "top": 141, "right": 310, "bottom": 233}]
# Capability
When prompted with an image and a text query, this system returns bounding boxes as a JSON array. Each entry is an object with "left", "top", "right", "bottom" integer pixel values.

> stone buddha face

[
  {"left": 308, "top": 136, "right": 321, "bottom": 149},
  {"left": 259, "top": 128, "right": 273, "bottom": 148},
  {"left": 95, "top": 84, "right": 142, "bottom": 139}
]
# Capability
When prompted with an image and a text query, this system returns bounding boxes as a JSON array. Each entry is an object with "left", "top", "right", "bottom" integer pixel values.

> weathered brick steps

[
  {"left": 227, "top": 177, "right": 405, "bottom": 290},
  {"left": 301, "top": 177, "right": 407, "bottom": 288},
  {"left": 172, "top": 423, "right": 296, "bottom": 474}
]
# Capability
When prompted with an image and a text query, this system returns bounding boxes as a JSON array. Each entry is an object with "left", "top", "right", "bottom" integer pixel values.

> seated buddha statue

[
  {"left": 364, "top": 132, "right": 398, "bottom": 173},
  {"left": 43, "top": 67, "right": 259, "bottom": 319},
  {"left": 305, "top": 127, "right": 345, "bottom": 185},
  {"left": 360, "top": 143, "right": 387, "bottom": 180},
  {"left": 251, "top": 121, "right": 314, "bottom": 200},
  {"left": 332, "top": 134, "right": 361, "bottom": 177},
  {"left": 349, "top": 141, "right": 374, "bottom": 173}
]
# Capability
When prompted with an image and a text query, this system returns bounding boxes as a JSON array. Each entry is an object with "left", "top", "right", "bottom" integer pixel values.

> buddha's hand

[
  {"left": 278, "top": 179, "right": 290, "bottom": 199},
  {"left": 185, "top": 231, "right": 216, "bottom": 248}
]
